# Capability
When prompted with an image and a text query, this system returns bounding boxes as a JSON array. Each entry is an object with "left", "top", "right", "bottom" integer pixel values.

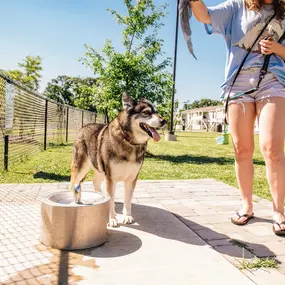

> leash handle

[{"left": 255, "top": 30, "right": 285, "bottom": 88}]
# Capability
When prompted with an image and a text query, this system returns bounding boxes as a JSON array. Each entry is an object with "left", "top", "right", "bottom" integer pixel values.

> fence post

[
  {"left": 4, "top": 135, "right": 9, "bottom": 171},
  {"left": 44, "top": 100, "right": 48, "bottom": 150},
  {"left": 66, "top": 107, "right": 69, "bottom": 143},
  {"left": 82, "top": 111, "right": 84, "bottom": 128}
]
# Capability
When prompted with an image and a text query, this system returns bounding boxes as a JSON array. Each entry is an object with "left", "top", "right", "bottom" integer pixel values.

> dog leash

[{"left": 224, "top": 12, "right": 277, "bottom": 125}]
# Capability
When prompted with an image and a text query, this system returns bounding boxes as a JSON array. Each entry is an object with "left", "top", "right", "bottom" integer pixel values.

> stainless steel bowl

[{"left": 40, "top": 191, "right": 110, "bottom": 250}]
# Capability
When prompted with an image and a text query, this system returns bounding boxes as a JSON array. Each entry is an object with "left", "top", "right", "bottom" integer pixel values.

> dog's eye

[{"left": 142, "top": 111, "right": 151, "bottom": 116}]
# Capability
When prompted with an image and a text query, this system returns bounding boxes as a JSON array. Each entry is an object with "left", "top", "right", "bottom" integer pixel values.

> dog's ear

[
  {"left": 122, "top": 92, "right": 136, "bottom": 110},
  {"left": 139, "top": 98, "right": 152, "bottom": 105}
]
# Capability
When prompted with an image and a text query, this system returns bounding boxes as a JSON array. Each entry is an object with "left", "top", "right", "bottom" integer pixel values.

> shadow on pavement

[
  {"left": 116, "top": 202, "right": 276, "bottom": 259},
  {"left": 33, "top": 171, "right": 70, "bottom": 181},
  {"left": 1, "top": 202, "right": 277, "bottom": 285},
  {"left": 148, "top": 154, "right": 265, "bottom": 166}
]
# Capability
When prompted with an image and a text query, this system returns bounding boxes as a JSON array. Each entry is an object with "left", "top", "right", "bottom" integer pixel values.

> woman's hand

[{"left": 259, "top": 39, "right": 282, "bottom": 55}]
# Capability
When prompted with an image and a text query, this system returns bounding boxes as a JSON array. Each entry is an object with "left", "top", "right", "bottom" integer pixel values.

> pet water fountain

[{"left": 40, "top": 191, "right": 110, "bottom": 250}]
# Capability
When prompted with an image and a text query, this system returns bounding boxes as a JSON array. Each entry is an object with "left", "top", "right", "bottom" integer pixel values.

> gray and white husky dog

[{"left": 70, "top": 93, "right": 166, "bottom": 227}]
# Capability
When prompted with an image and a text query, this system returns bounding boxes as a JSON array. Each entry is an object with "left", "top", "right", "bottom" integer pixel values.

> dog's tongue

[{"left": 149, "top": 127, "right": 160, "bottom": 142}]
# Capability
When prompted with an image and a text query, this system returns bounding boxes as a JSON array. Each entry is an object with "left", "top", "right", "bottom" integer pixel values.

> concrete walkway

[{"left": 1, "top": 179, "right": 285, "bottom": 285}]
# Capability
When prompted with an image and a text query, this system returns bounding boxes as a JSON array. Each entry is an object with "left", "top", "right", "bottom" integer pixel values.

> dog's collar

[{"left": 121, "top": 131, "right": 140, "bottom": 146}]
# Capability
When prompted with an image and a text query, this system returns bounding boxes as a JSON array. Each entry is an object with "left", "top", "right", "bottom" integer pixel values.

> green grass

[
  {"left": 230, "top": 239, "right": 279, "bottom": 271},
  {"left": 237, "top": 257, "right": 279, "bottom": 271},
  {"left": 0, "top": 132, "right": 272, "bottom": 201}
]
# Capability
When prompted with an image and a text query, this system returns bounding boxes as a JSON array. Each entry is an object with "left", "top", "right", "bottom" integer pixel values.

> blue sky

[{"left": 0, "top": 0, "right": 226, "bottom": 105}]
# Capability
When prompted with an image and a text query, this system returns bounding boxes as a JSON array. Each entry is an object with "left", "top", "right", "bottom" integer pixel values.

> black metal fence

[{"left": 0, "top": 70, "right": 104, "bottom": 171}]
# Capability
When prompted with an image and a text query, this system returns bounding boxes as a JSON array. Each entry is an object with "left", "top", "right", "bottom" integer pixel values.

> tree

[
  {"left": 44, "top": 75, "right": 75, "bottom": 105},
  {"left": 80, "top": 0, "right": 173, "bottom": 120},
  {"left": 6, "top": 70, "right": 25, "bottom": 83},
  {"left": 184, "top": 98, "right": 222, "bottom": 110},
  {"left": 73, "top": 77, "right": 98, "bottom": 112},
  {"left": 7, "top": 55, "right": 43, "bottom": 92},
  {"left": 44, "top": 75, "right": 98, "bottom": 112}
]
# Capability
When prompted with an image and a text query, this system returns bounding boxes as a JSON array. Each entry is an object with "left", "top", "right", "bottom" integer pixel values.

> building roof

[{"left": 181, "top": 105, "right": 224, "bottom": 114}]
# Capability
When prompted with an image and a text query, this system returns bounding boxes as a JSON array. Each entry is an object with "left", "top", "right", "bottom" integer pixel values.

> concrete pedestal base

[{"left": 164, "top": 134, "right": 177, "bottom": 141}]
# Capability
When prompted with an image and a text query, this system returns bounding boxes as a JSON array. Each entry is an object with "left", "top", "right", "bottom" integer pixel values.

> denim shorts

[{"left": 225, "top": 68, "right": 285, "bottom": 104}]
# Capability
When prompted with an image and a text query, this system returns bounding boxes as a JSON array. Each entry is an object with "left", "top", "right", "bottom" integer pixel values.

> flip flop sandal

[
  {"left": 231, "top": 212, "right": 254, "bottom": 226},
  {"left": 272, "top": 221, "right": 285, "bottom": 236}
]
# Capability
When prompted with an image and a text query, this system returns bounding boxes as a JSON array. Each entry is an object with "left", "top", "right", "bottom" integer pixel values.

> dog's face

[{"left": 122, "top": 92, "right": 166, "bottom": 143}]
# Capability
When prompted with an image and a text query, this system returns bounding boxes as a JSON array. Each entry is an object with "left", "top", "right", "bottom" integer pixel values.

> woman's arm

[
  {"left": 259, "top": 39, "right": 285, "bottom": 60},
  {"left": 190, "top": 0, "right": 211, "bottom": 24}
]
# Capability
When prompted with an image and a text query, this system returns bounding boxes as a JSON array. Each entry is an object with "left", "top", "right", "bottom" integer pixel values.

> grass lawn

[{"left": 0, "top": 132, "right": 272, "bottom": 201}]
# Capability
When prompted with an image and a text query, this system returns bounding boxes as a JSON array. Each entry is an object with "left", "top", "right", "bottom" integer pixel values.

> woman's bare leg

[
  {"left": 257, "top": 98, "right": 285, "bottom": 231},
  {"left": 228, "top": 102, "right": 256, "bottom": 223}
]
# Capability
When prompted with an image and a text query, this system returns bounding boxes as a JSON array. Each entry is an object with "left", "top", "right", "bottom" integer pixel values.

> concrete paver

[{"left": 1, "top": 179, "right": 285, "bottom": 284}]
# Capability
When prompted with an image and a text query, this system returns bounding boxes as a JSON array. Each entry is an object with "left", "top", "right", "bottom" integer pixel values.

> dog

[{"left": 70, "top": 92, "right": 166, "bottom": 227}]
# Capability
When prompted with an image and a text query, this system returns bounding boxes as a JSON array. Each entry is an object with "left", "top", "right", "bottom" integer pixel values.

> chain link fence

[{"left": 0, "top": 70, "right": 105, "bottom": 171}]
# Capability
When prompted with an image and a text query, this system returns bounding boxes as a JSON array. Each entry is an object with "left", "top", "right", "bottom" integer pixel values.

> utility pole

[{"left": 165, "top": 0, "right": 179, "bottom": 141}]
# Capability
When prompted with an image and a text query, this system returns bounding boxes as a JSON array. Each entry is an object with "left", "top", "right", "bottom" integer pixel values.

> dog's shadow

[{"left": 112, "top": 202, "right": 276, "bottom": 260}]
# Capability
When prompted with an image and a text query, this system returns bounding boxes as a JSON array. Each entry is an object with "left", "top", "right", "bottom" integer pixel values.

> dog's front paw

[
  {"left": 72, "top": 184, "right": 82, "bottom": 203},
  {"left": 108, "top": 218, "right": 119, "bottom": 227},
  {"left": 122, "top": 215, "right": 134, "bottom": 224}
]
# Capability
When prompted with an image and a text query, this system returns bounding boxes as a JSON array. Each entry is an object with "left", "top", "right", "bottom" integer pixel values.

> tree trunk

[{"left": 104, "top": 109, "right": 110, "bottom": 124}]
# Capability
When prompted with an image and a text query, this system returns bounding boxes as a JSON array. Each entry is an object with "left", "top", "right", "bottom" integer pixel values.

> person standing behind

[{"left": 190, "top": 0, "right": 285, "bottom": 235}]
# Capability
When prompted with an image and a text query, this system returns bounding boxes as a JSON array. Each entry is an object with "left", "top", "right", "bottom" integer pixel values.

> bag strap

[
  {"left": 224, "top": 12, "right": 276, "bottom": 125},
  {"left": 279, "top": 31, "right": 285, "bottom": 43},
  {"left": 250, "top": 30, "right": 285, "bottom": 91}
]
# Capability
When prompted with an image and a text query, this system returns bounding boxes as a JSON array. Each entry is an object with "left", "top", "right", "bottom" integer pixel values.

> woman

[{"left": 190, "top": 0, "right": 285, "bottom": 235}]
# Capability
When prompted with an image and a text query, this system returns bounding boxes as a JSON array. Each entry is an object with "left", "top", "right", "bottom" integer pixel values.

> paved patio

[{"left": 1, "top": 179, "right": 285, "bottom": 284}]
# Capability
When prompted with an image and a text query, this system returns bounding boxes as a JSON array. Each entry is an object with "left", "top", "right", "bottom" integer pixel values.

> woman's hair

[{"left": 245, "top": 0, "right": 285, "bottom": 20}]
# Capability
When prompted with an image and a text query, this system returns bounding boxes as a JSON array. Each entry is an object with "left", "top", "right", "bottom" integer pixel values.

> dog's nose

[{"left": 160, "top": 119, "right": 166, "bottom": 126}]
